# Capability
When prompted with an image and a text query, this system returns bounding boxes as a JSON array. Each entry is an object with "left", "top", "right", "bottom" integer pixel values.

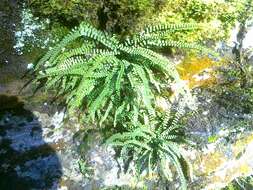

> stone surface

[{"left": 184, "top": 88, "right": 253, "bottom": 190}]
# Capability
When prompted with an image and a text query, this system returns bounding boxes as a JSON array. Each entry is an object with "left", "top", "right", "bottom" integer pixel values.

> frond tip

[{"left": 143, "top": 23, "right": 202, "bottom": 34}]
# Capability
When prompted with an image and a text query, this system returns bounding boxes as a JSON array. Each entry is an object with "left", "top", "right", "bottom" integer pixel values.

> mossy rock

[{"left": 28, "top": 0, "right": 239, "bottom": 42}]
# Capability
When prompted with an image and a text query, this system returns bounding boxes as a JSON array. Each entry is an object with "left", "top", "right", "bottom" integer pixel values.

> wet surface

[
  {"left": 0, "top": 95, "right": 62, "bottom": 190},
  {"left": 0, "top": 0, "right": 28, "bottom": 95}
]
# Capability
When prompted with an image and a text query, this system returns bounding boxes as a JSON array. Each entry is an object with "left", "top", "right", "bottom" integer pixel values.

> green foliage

[
  {"left": 28, "top": 0, "right": 247, "bottom": 42},
  {"left": 33, "top": 22, "right": 209, "bottom": 127},
  {"left": 28, "top": 0, "right": 164, "bottom": 36},
  {"left": 28, "top": 0, "right": 100, "bottom": 25},
  {"left": 106, "top": 105, "right": 190, "bottom": 190},
  {"left": 208, "top": 135, "right": 218, "bottom": 143},
  {"left": 235, "top": 0, "right": 253, "bottom": 24},
  {"left": 152, "top": 0, "right": 241, "bottom": 43},
  {"left": 222, "top": 175, "right": 253, "bottom": 190},
  {"left": 31, "top": 22, "right": 215, "bottom": 189},
  {"left": 78, "top": 159, "right": 93, "bottom": 178}
]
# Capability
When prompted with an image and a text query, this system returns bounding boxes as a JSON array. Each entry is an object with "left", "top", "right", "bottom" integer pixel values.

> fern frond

[
  {"left": 143, "top": 23, "right": 201, "bottom": 34},
  {"left": 36, "top": 28, "right": 82, "bottom": 69},
  {"left": 133, "top": 64, "right": 155, "bottom": 116},
  {"left": 148, "top": 39, "right": 203, "bottom": 50},
  {"left": 57, "top": 43, "right": 94, "bottom": 64},
  {"left": 68, "top": 79, "right": 95, "bottom": 113},
  {"left": 107, "top": 121, "right": 188, "bottom": 190},
  {"left": 99, "top": 101, "right": 113, "bottom": 126},
  {"left": 159, "top": 146, "right": 187, "bottom": 190},
  {"left": 79, "top": 22, "right": 119, "bottom": 51},
  {"left": 113, "top": 102, "right": 126, "bottom": 127},
  {"left": 41, "top": 55, "right": 113, "bottom": 77},
  {"left": 88, "top": 68, "right": 118, "bottom": 121},
  {"left": 115, "top": 61, "right": 125, "bottom": 96},
  {"left": 34, "top": 22, "right": 213, "bottom": 124}
]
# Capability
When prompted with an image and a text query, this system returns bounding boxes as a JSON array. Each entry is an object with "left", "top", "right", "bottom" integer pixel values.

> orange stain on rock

[{"left": 176, "top": 55, "right": 221, "bottom": 89}]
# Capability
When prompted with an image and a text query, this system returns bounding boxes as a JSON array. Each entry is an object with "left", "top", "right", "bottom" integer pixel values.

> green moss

[
  {"left": 28, "top": 0, "right": 242, "bottom": 42},
  {"left": 28, "top": 0, "right": 164, "bottom": 36},
  {"left": 208, "top": 135, "right": 219, "bottom": 143}
]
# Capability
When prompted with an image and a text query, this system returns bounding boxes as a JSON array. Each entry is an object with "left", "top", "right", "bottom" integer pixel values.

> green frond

[
  {"left": 99, "top": 101, "right": 113, "bottom": 126},
  {"left": 113, "top": 102, "right": 126, "bottom": 127},
  {"left": 133, "top": 64, "right": 155, "bottom": 116},
  {"left": 44, "top": 76, "right": 62, "bottom": 91},
  {"left": 143, "top": 23, "right": 201, "bottom": 34},
  {"left": 107, "top": 121, "right": 188, "bottom": 190},
  {"left": 88, "top": 71, "right": 116, "bottom": 121},
  {"left": 68, "top": 79, "right": 95, "bottom": 113},
  {"left": 115, "top": 61, "right": 125, "bottom": 96},
  {"left": 79, "top": 22, "right": 119, "bottom": 51},
  {"left": 41, "top": 55, "right": 113, "bottom": 77},
  {"left": 148, "top": 39, "right": 202, "bottom": 51},
  {"left": 159, "top": 146, "right": 187, "bottom": 190},
  {"left": 34, "top": 22, "right": 212, "bottom": 124},
  {"left": 36, "top": 28, "right": 82, "bottom": 69},
  {"left": 122, "top": 46, "right": 173, "bottom": 77}
]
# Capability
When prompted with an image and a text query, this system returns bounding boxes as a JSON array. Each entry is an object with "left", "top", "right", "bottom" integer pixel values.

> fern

[
  {"left": 33, "top": 22, "right": 213, "bottom": 127},
  {"left": 106, "top": 109, "right": 189, "bottom": 190},
  {"left": 31, "top": 22, "right": 217, "bottom": 189}
]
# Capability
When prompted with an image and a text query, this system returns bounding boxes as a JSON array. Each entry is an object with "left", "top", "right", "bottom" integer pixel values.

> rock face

[
  {"left": 184, "top": 88, "right": 253, "bottom": 190},
  {"left": 0, "top": 93, "right": 140, "bottom": 190},
  {"left": 188, "top": 132, "right": 253, "bottom": 190},
  {"left": 0, "top": 95, "right": 62, "bottom": 190}
]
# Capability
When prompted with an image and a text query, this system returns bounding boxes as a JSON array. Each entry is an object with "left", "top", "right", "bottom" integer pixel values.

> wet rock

[{"left": 0, "top": 95, "right": 62, "bottom": 190}]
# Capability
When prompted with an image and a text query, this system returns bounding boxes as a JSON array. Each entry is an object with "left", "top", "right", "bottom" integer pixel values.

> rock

[
  {"left": 0, "top": 99, "right": 62, "bottom": 189},
  {"left": 188, "top": 132, "right": 253, "bottom": 190},
  {"left": 184, "top": 87, "right": 253, "bottom": 190}
]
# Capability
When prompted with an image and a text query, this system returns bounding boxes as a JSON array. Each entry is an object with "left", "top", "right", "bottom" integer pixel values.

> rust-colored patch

[{"left": 176, "top": 56, "right": 221, "bottom": 89}]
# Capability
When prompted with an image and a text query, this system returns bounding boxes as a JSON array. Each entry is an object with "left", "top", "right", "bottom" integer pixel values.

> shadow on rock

[{"left": 0, "top": 94, "right": 62, "bottom": 190}]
